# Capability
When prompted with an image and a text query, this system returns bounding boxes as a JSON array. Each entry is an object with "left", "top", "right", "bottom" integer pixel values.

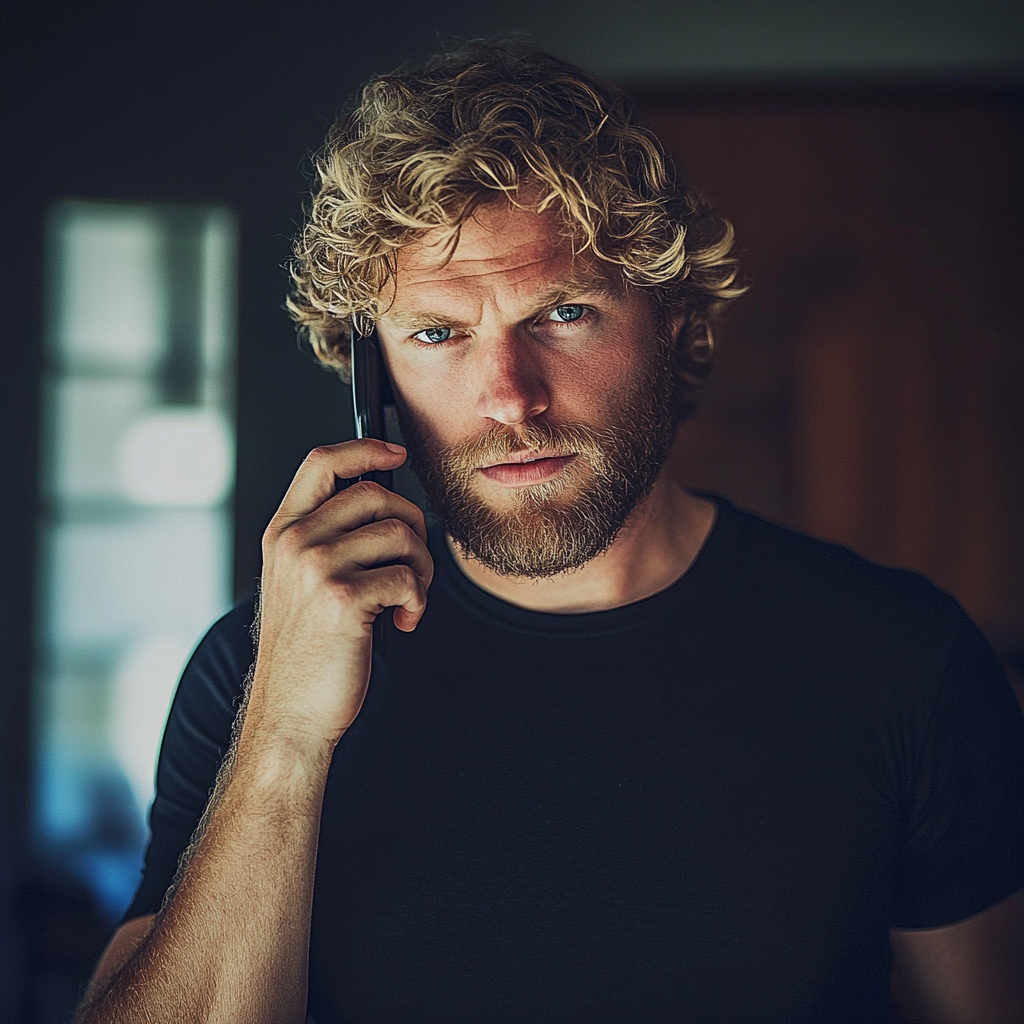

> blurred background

[{"left": 1, "top": 1, "right": 1021, "bottom": 1019}]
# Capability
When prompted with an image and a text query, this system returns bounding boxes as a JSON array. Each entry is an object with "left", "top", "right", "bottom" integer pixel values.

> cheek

[
  {"left": 389, "top": 358, "right": 471, "bottom": 443},
  {"left": 548, "top": 336, "right": 646, "bottom": 421}
]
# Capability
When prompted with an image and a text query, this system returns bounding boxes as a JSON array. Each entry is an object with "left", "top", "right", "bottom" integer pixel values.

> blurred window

[{"left": 34, "top": 200, "right": 237, "bottom": 922}]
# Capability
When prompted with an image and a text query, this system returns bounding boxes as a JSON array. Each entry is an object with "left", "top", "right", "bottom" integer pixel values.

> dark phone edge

[{"left": 350, "top": 325, "right": 394, "bottom": 491}]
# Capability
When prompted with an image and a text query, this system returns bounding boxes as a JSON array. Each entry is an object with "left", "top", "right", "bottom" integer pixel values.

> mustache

[{"left": 435, "top": 421, "right": 618, "bottom": 483}]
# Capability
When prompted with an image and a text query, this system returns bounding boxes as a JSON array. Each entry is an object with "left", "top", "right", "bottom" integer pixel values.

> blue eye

[
  {"left": 415, "top": 327, "right": 453, "bottom": 344},
  {"left": 549, "top": 304, "right": 586, "bottom": 323}
]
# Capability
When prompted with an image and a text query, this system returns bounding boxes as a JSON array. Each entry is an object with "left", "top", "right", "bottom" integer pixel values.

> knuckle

[
  {"left": 264, "top": 518, "right": 297, "bottom": 556},
  {"left": 404, "top": 578, "right": 428, "bottom": 612},
  {"left": 380, "top": 516, "right": 410, "bottom": 545},
  {"left": 326, "top": 575, "right": 360, "bottom": 606},
  {"left": 396, "top": 563, "right": 420, "bottom": 591},
  {"left": 261, "top": 523, "right": 276, "bottom": 553},
  {"left": 421, "top": 556, "right": 435, "bottom": 586},
  {"left": 303, "top": 539, "right": 333, "bottom": 568},
  {"left": 305, "top": 446, "right": 331, "bottom": 464},
  {"left": 275, "top": 523, "right": 308, "bottom": 558},
  {"left": 344, "top": 479, "right": 385, "bottom": 504}
]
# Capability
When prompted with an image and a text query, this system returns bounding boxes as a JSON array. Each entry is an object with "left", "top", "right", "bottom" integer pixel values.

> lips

[
  {"left": 479, "top": 448, "right": 572, "bottom": 467},
  {"left": 477, "top": 453, "right": 577, "bottom": 485}
]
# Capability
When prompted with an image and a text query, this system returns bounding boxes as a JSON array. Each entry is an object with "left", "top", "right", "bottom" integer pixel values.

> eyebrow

[{"left": 381, "top": 272, "right": 617, "bottom": 331}]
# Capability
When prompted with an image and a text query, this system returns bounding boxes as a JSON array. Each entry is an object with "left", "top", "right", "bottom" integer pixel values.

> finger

[
  {"left": 392, "top": 605, "right": 422, "bottom": 633},
  {"left": 333, "top": 519, "right": 434, "bottom": 589},
  {"left": 273, "top": 440, "right": 407, "bottom": 526},
  {"left": 346, "top": 563, "right": 430, "bottom": 630},
  {"left": 296, "top": 481, "right": 428, "bottom": 548}
]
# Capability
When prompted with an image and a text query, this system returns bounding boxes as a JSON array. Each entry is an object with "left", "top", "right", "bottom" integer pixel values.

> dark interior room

[{"left": 2, "top": 2, "right": 1022, "bottom": 1020}]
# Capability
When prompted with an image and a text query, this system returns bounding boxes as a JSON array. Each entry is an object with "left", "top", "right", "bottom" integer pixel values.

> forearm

[{"left": 76, "top": 713, "right": 333, "bottom": 1024}]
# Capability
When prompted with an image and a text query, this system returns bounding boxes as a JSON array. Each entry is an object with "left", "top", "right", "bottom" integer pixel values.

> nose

[{"left": 474, "top": 330, "right": 549, "bottom": 426}]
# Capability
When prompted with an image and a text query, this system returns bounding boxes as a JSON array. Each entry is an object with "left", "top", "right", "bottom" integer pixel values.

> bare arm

[
  {"left": 890, "top": 887, "right": 1024, "bottom": 1024},
  {"left": 75, "top": 439, "right": 432, "bottom": 1024}
]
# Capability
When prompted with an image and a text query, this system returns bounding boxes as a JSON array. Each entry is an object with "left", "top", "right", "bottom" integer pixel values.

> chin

[{"left": 449, "top": 466, "right": 645, "bottom": 579}]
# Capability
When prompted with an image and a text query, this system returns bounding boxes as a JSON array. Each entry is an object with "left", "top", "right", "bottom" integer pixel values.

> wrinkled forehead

[{"left": 381, "top": 200, "right": 621, "bottom": 310}]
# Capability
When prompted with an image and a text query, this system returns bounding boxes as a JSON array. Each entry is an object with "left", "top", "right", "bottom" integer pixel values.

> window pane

[{"left": 35, "top": 200, "right": 237, "bottom": 922}]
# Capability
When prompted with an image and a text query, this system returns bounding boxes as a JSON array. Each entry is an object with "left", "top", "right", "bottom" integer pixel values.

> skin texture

[{"left": 78, "top": 200, "right": 1022, "bottom": 1023}]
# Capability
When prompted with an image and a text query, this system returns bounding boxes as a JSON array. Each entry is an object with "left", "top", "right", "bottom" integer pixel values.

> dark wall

[{"left": 640, "top": 85, "right": 1023, "bottom": 636}]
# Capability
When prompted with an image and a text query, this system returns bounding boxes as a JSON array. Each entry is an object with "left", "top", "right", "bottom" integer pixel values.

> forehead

[{"left": 388, "top": 201, "right": 611, "bottom": 308}]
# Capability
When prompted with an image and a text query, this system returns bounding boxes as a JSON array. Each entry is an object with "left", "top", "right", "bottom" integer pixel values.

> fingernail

[{"left": 385, "top": 442, "right": 405, "bottom": 453}]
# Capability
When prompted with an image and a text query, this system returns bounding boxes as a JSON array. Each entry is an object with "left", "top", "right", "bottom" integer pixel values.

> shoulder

[
  {"left": 122, "top": 598, "right": 258, "bottom": 922},
  {"left": 182, "top": 594, "right": 259, "bottom": 686},
  {"left": 708, "top": 497, "right": 968, "bottom": 671},
  {"left": 161, "top": 595, "right": 258, "bottom": 761},
  {"left": 716, "top": 497, "right": 959, "bottom": 613}
]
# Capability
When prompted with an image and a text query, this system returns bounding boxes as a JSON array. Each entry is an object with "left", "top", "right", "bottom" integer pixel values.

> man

[{"left": 78, "top": 43, "right": 1023, "bottom": 1023}]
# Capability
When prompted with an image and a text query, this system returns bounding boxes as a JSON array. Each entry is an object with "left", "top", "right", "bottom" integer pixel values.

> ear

[
  {"left": 663, "top": 307, "right": 713, "bottom": 371},
  {"left": 656, "top": 301, "right": 688, "bottom": 353},
  {"left": 667, "top": 308, "right": 688, "bottom": 347}
]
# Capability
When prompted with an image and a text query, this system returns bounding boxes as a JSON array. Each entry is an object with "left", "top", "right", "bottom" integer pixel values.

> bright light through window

[
  {"left": 35, "top": 200, "right": 237, "bottom": 921},
  {"left": 118, "top": 408, "right": 234, "bottom": 506}
]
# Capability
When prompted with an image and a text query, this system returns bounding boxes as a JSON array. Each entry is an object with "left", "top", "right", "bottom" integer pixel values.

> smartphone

[
  {"left": 350, "top": 323, "right": 397, "bottom": 650},
  {"left": 350, "top": 323, "right": 394, "bottom": 490}
]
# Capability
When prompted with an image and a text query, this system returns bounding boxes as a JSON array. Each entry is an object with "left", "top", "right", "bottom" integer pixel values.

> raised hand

[{"left": 249, "top": 439, "right": 433, "bottom": 749}]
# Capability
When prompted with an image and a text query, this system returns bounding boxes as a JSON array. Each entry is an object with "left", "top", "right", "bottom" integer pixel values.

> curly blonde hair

[{"left": 288, "top": 40, "right": 744, "bottom": 421}]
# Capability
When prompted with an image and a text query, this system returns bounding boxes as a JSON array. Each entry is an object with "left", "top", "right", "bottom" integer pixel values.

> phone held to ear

[
  {"left": 350, "top": 324, "right": 394, "bottom": 490},
  {"left": 349, "top": 324, "right": 395, "bottom": 651}
]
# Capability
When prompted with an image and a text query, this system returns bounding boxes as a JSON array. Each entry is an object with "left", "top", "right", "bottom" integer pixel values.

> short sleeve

[
  {"left": 120, "top": 597, "right": 256, "bottom": 923},
  {"left": 892, "top": 613, "right": 1024, "bottom": 927}
]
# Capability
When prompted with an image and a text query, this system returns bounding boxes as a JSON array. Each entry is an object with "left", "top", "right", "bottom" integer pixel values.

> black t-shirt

[{"left": 125, "top": 497, "right": 1024, "bottom": 1023}]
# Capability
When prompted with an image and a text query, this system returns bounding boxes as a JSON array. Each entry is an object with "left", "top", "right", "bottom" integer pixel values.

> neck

[{"left": 445, "top": 470, "right": 716, "bottom": 614}]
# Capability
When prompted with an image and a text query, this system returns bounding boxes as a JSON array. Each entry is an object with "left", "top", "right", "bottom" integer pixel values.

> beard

[{"left": 399, "top": 330, "right": 678, "bottom": 579}]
